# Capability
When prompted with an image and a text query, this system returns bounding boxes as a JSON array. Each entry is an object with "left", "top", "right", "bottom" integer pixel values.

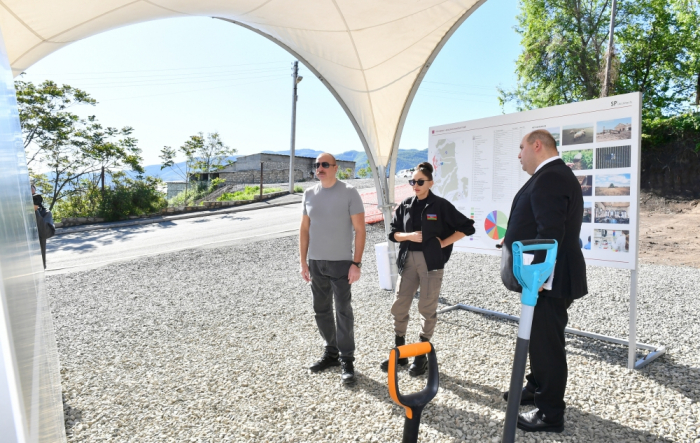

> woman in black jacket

[{"left": 380, "top": 162, "right": 475, "bottom": 376}]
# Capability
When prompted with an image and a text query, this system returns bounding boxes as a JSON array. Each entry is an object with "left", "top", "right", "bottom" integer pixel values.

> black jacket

[
  {"left": 35, "top": 205, "right": 55, "bottom": 269},
  {"left": 502, "top": 159, "right": 588, "bottom": 299},
  {"left": 389, "top": 191, "right": 475, "bottom": 273}
]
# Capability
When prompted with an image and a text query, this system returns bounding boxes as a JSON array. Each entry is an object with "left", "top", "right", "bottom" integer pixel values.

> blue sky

[
  {"left": 597, "top": 174, "right": 632, "bottom": 187},
  {"left": 19, "top": 0, "right": 521, "bottom": 167}
]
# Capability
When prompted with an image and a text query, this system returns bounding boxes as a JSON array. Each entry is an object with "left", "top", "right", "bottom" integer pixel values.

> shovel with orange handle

[{"left": 387, "top": 341, "right": 439, "bottom": 443}]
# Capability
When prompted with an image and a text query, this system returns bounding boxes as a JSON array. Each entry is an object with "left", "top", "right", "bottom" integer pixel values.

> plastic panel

[{"left": 0, "top": 30, "right": 66, "bottom": 443}]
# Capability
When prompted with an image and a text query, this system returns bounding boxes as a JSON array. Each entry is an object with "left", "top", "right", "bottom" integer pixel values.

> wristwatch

[{"left": 351, "top": 261, "right": 362, "bottom": 269}]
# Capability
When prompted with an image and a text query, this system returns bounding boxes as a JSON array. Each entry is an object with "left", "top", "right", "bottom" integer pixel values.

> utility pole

[
  {"left": 601, "top": 0, "right": 618, "bottom": 97},
  {"left": 289, "top": 61, "right": 303, "bottom": 193}
]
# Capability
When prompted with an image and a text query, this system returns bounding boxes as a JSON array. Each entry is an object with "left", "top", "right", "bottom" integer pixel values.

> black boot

[
  {"left": 380, "top": 335, "right": 408, "bottom": 372},
  {"left": 340, "top": 359, "right": 356, "bottom": 384},
  {"left": 408, "top": 336, "right": 429, "bottom": 376},
  {"left": 309, "top": 351, "right": 340, "bottom": 373}
]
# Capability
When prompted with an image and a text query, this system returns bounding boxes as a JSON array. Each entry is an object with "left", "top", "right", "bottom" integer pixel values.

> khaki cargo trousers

[{"left": 391, "top": 251, "right": 444, "bottom": 340}]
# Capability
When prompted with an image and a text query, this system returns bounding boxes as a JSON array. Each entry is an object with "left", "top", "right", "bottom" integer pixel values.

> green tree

[
  {"left": 674, "top": 0, "right": 700, "bottom": 107},
  {"left": 188, "top": 132, "right": 236, "bottom": 176},
  {"left": 16, "top": 80, "right": 144, "bottom": 210},
  {"left": 357, "top": 161, "right": 372, "bottom": 178},
  {"left": 159, "top": 141, "right": 198, "bottom": 195},
  {"left": 15, "top": 79, "right": 96, "bottom": 168},
  {"left": 336, "top": 167, "right": 354, "bottom": 179},
  {"left": 161, "top": 132, "right": 235, "bottom": 193},
  {"left": 499, "top": 0, "right": 700, "bottom": 117}
]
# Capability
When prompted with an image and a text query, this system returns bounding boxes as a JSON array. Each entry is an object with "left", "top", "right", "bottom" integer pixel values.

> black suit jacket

[{"left": 502, "top": 159, "right": 587, "bottom": 299}]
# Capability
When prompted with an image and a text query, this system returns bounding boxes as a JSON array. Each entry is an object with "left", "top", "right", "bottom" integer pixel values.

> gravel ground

[{"left": 48, "top": 223, "right": 700, "bottom": 442}]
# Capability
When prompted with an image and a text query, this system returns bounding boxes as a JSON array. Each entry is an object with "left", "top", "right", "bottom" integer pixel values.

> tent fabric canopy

[{"left": 0, "top": 0, "right": 483, "bottom": 171}]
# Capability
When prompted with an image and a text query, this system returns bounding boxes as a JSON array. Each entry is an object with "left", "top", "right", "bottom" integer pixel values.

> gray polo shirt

[{"left": 302, "top": 180, "right": 364, "bottom": 261}]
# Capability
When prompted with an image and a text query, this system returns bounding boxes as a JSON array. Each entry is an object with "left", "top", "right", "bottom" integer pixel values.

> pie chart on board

[{"left": 484, "top": 210, "right": 508, "bottom": 240}]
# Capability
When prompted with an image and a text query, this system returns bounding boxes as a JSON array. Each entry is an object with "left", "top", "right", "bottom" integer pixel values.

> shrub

[
  {"left": 99, "top": 175, "right": 167, "bottom": 221},
  {"left": 217, "top": 186, "right": 282, "bottom": 201},
  {"left": 294, "top": 185, "right": 303, "bottom": 193},
  {"left": 52, "top": 174, "right": 166, "bottom": 222},
  {"left": 52, "top": 180, "right": 102, "bottom": 222}
]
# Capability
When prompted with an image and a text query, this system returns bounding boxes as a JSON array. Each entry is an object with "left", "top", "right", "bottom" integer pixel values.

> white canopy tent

[
  {"left": 1, "top": 0, "right": 485, "bottom": 206},
  {"left": 0, "top": 2, "right": 488, "bottom": 441}
]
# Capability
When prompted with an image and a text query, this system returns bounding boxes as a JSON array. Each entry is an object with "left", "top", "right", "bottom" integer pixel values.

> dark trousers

[
  {"left": 525, "top": 295, "right": 574, "bottom": 423},
  {"left": 309, "top": 260, "right": 355, "bottom": 360}
]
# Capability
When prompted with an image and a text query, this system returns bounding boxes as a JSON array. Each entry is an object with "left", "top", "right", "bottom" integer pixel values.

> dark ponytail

[{"left": 416, "top": 162, "right": 433, "bottom": 181}]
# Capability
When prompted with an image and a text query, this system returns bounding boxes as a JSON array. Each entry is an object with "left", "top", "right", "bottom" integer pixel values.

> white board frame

[{"left": 430, "top": 93, "right": 665, "bottom": 369}]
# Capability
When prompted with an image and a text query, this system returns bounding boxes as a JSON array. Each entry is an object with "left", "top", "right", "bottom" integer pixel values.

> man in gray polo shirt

[{"left": 299, "top": 152, "right": 365, "bottom": 384}]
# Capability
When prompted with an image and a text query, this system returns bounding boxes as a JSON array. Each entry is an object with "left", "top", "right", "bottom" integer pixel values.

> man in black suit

[{"left": 502, "top": 129, "right": 587, "bottom": 433}]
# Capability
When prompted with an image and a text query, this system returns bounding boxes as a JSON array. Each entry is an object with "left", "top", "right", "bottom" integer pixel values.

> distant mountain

[
  {"left": 142, "top": 156, "right": 239, "bottom": 182},
  {"left": 143, "top": 149, "right": 429, "bottom": 181},
  {"left": 262, "top": 149, "right": 323, "bottom": 158}
]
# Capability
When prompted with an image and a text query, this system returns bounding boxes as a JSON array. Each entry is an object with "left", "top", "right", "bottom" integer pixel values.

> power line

[
  {"left": 415, "top": 91, "right": 497, "bottom": 105},
  {"left": 422, "top": 80, "right": 501, "bottom": 90},
  {"left": 97, "top": 77, "right": 282, "bottom": 102},
  {"left": 54, "top": 65, "right": 290, "bottom": 83},
  {"left": 57, "top": 60, "right": 289, "bottom": 76},
  {"left": 68, "top": 71, "right": 289, "bottom": 89},
  {"left": 420, "top": 87, "right": 498, "bottom": 98}
]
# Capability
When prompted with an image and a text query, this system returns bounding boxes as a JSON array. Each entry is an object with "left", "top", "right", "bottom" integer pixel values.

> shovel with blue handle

[{"left": 501, "top": 239, "right": 558, "bottom": 443}]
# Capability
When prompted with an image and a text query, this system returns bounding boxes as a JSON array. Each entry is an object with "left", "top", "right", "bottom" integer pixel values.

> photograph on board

[
  {"left": 594, "top": 201, "right": 630, "bottom": 224},
  {"left": 593, "top": 229, "right": 629, "bottom": 253},
  {"left": 577, "top": 175, "right": 593, "bottom": 196},
  {"left": 596, "top": 145, "right": 631, "bottom": 169},
  {"left": 562, "top": 149, "right": 593, "bottom": 170},
  {"left": 546, "top": 127, "right": 561, "bottom": 147},
  {"left": 562, "top": 123, "right": 594, "bottom": 145},
  {"left": 583, "top": 202, "right": 592, "bottom": 223},
  {"left": 596, "top": 117, "right": 632, "bottom": 142},
  {"left": 580, "top": 229, "right": 592, "bottom": 250},
  {"left": 595, "top": 173, "right": 631, "bottom": 196}
]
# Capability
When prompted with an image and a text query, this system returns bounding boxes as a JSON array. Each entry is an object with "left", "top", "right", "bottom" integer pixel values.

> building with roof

[{"left": 217, "top": 153, "right": 355, "bottom": 184}]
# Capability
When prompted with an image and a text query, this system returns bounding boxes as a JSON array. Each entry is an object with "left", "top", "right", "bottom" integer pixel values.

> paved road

[{"left": 46, "top": 204, "right": 302, "bottom": 274}]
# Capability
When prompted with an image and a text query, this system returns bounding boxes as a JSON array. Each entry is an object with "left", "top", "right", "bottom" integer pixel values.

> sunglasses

[
  {"left": 314, "top": 162, "right": 336, "bottom": 169},
  {"left": 409, "top": 179, "right": 431, "bottom": 186}
]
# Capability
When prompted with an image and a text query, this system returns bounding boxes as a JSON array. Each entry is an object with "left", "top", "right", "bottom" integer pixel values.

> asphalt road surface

[{"left": 46, "top": 204, "right": 302, "bottom": 275}]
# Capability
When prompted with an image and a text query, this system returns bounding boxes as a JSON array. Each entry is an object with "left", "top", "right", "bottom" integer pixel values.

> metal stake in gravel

[
  {"left": 387, "top": 342, "right": 439, "bottom": 443},
  {"left": 502, "top": 239, "right": 558, "bottom": 443}
]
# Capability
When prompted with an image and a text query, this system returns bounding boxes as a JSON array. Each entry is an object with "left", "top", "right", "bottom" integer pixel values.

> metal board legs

[{"left": 436, "top": 303, "right": 666, "bottom": 369}]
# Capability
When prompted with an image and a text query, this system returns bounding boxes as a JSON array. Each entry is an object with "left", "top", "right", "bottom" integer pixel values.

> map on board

[{"left": 432, "top": 139, "right": 468, "bottom": 202}]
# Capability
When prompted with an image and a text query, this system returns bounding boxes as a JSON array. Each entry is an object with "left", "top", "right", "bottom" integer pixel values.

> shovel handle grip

[
  {"left": 396, "top": 342, "right": 432, "bottom": 359},
  {"left": 514, "top": 239, "right": 556, "bottom": 251}
]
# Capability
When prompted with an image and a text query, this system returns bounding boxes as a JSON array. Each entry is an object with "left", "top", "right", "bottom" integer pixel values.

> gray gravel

[{"left": 48, "top": 223, "right": 700, "bottom": 442}]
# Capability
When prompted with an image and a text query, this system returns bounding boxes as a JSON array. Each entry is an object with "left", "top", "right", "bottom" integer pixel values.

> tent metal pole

[
  {"left": 437, "top": 303, "right": 665, "bottom": 369},
  {"left": 376, "top": 165, "right": 398, "bottom": 290}
]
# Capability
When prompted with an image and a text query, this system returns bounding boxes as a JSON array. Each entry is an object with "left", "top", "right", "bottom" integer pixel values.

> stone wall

[
  {"left": 222, "top": 152, "right": 356, "bottom": 178},
  {"left": 218, "top": 169, "right": 306, "bottom": 184}
]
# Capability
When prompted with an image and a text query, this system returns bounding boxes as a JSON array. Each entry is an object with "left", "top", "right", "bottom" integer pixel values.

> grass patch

[
  {"left": 294, "top": 185, "right": 303, "bottom": 193},
  {"left": 217, "top": 186, "right": 282, "bottom": 202}
]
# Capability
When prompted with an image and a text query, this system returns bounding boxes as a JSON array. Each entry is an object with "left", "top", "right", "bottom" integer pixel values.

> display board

[{"left": 428, "top": 93, "right": 642, "bottom": 270}]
